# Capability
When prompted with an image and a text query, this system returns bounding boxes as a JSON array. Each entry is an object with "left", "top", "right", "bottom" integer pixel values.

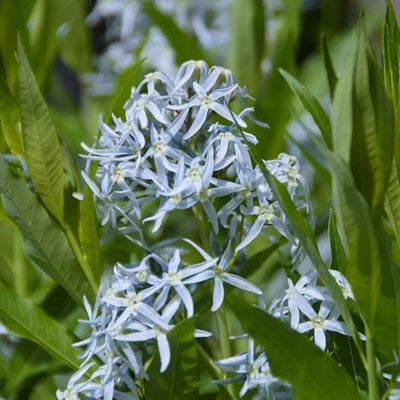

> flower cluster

[
  {"left": 82, "top": 60, "right": 310, "bottom": 252},
  {"left": 269, "top": 268, "right": 353, "bottom": 350},
  {"left": 215, "top": 337, "right": 291, "bottom": 399},
  {"left": 58, "top": 61, "right": 352, "bottom": 399}
]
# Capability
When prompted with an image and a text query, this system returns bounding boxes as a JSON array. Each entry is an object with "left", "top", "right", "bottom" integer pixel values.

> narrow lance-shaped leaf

[
  {"left": 383, "top": 0, "right": 400, "bottom": 177},
  {"left": 0, "top": 156, "right": 95, "bottom": 304},
  {"left": 280, "top": 68, "right": 332, "bottom": 149},
  {"left": 331, "top": 32, "right": 356, "bottom": 164},
  {"left": 18, "top": 37, "right": 64, "bottom": 224},
  {"left": 0, "top": 280, "right": 81, "bottom": 370},
  {"left": 383, "top": 0, "right": 400, "bottom": 107},
  {"left": 385, "top": 160, "right": 400, "bottom": 247},
  {"left": 351, "top": 16, "right": 393, "bottom": 215},
  {"left": 328, "top": 152, "right": 381, "bottom": 335},
  {"left": 373, "top": 223, "right": 400, "bottom": 366},
  {"left": 235, "top": 303, "right": 364, "bottom": 400},
  {"left": 321, "top": 35, "right": 338, "bottom": 100}
]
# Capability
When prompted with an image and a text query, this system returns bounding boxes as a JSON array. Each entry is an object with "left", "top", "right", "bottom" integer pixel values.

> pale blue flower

[
  {"left": 215, "top": 337, "right": 290, "bottom": 399},
  {"left": 297, "top": 301, "right": 350, "bottom": 350},
  {"left": 269, "top": 269, "right": 328, "bottom": 329},
  {"left": 146, "top": 249, "right": 218, "bottom": 316},
  {"left": 183, "top": 241, "right": 262, "bottom": 311},
  {"left": 169, "top": 81, "right": 247, "bottom": 139}
]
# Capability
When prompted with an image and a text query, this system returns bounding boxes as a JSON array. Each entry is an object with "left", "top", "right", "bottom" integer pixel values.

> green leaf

[
  {"left": 331, "top": 33, "right": 356, "bottom": 164},
  {"left": 333, "top": 16, "right": 394, "bottom": 216},
  {"left": 328, "top": 152, "right": 381, "bottom": 333},
  {"left": 18, "top": 38, "right": 64, "bottom": 224},
  {"left": 383, "top": 0, "right": 400, "bottom": 180},
  {"left": 321, "top": 35, "right": 338, "bottom": 100},
  {"left": 385, "top": 160, "right": 400, "bottom": 246},
  {"left": 383, "top": 0, "right": 400, "bottom": 107},
  {"left": 351, "top": 17, "right": 393, "bottom": 215},
  {"left": 140, "top": 0, "right": 210, "bottom": 65},
  {"left": 146, "top": 318, "right": 199, "bottom": 400},
  {"left": 0, "top": 280, "right": 81, "bottom": 370},
  {"left": 280, "top": 68, "right": 332, "bottom": 149},
  {"left": 227, "top": 0, "right": 265, "bottom": 95},
  {"left": 0, "top": 156, "right": 95, "bottom": 304},
  {"left": 235, "top": 304, "right": 364, "bottom": 400},
  {"left": 373, "top": 224, "right": 400, "bottom": 365}
]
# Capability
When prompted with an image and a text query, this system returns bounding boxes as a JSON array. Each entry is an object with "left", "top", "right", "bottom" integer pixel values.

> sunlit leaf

[
  {"left": 383, "top": 0, "right": 400, "bottom": 107},
  {"left": 18, "top": 38, "right": 64, "bottom": 224},
  {"left": 385, "top": 160, "right": 400, "bottom": 246},
  {"left": 280, "top": 68, "right": 332, "bottom": 149},
  {"left": 373, "top": 224, "right": 400, "bottom": 366},
  {"left": 0, "top": 156, "right": 95, "bottom": 304},
  {"left": 328, "top": 152, "right": 381, "bottom": 334},
  {"left": 236, "top": 303, "right": 364, "bottom": 400},
  {"left": 383, "top": 0, "right": 400, "bottom": 183},
  {"left": 333, "top": 16, "right": 393, "bottom": 215}
]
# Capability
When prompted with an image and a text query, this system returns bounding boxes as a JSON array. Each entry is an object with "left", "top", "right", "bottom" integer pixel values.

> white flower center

[
  {"left": 186, "top": 166, "right": 202, "bottom": 181},
  {"left": 213, "top": 265, "right": 225, "bottom": 279},
  {"left": 153, "top": 140, "right": 167, "bottom": 156},
  {"left": 135, "top": 269, "right": 149, "bottom": 283},
  {"left": 133, "top": 99, "right": 148, "bottom": 109},
  {"left": 111, "top": 167, "right": 126, "bottom": 183},
  {"left": 218, "top": 131, "right": 232, "bottom": 140},
  {"left": 311, "top": 315, "right": 326, "bottom": 329},
  {"left": 257, "top": 204, "right": 273, "bottom": 221},
  {"left": 127, "top": 293, "right": 140, "bottom": 311},
  {"left": 199, "top": 95, "right": 214, "bottom": 109},
  {"left": 167, "top": 272, "right": 181, "bottom": 286}
]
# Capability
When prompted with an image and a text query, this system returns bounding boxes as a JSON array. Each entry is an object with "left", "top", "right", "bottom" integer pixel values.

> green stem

[
  {"left": 196, "top": 343, "right": 234, "bottom": 400},
  {"left": 192, "top": 204, "right": 211, "bottom": 252},
  {"left": 366, "top": 327, "right": 379, "bottom": 400},
  {"left": 216, "top": 308, "right": 231, "bottom": 360},
  {"left": 216, "top": 308, "right": 236, "bottom": 398},
  {"left": 64, "top": 224, "right": 98, "bottom": 292}
]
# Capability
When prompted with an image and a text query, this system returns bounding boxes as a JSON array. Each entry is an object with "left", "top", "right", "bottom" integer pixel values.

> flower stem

[
  {"left": 196, "top": 343, "right": 233, "bottom": 400},
  {"left": 366, "top": 327, "right": 379, "bottom": 400}
]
